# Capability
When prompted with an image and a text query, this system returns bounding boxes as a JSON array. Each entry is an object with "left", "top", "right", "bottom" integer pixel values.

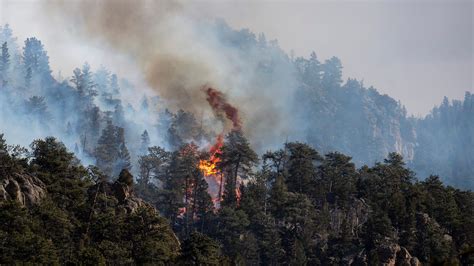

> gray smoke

[{"left": 44, "top": 0, "right": 302, "bottom": 150}]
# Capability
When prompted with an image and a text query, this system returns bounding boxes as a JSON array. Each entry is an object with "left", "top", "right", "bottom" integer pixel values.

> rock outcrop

[
  {"left": 375, "top": 244, "right": 420, "bottom": 266},
  {"left": 87, "top": 170, "right": 150, "bottom": 214},
  {"left": 346, "top": 244, "right": 420, "bottom": 266},
  {"left": 0, "top": 173, "right": 46, "bottom": 206}
]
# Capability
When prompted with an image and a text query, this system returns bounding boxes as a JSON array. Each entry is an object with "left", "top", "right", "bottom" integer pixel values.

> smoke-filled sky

[{"left": 1, "top": 0, "right": 472, "bottom": 116}]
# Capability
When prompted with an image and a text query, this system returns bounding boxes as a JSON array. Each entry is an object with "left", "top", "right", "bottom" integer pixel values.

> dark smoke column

[{"left": 204, "top": 87, "right": 241, "bottom": 131}]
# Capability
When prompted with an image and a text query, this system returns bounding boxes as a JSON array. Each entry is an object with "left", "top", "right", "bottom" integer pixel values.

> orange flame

[
  {"left": 198, "top": 87, "right": 244, "bottom": 208},
  {"left": 198, "top": 134, "right": 224, "bottom": 207},
  {"left": 198, "top": 134, "right": 223, "bottom": 176}
]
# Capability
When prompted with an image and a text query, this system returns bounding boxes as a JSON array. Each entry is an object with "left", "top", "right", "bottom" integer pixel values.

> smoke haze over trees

[
  {"left": 0, "top": 23, "right": 472, "bottom": 188},
  {"left": 0, "top": 6, "right": 473, "bottom": 263},
  {"left": 0, "top": 131, "right": 473, "bottom": 264}
]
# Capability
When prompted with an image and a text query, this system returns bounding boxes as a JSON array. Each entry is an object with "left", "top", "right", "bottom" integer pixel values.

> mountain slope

[{"left": 0, "top": 22, "right": 472, "bottom": 190}]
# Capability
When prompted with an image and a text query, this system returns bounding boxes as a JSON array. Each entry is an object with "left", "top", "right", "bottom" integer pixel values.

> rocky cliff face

[
  {"left": 374, "top": 244, "right": 421, "bottom": 266},
  {"left": 324, "top": 198, "right": 422, "bottom": 266},
  {"left": 87, "top": 172, "right": 151, "bottom": 214},
  {"left": 338, "top": 243, "right": 421, "bottom": 266},
  {"left": 0, "top": 173, "right": 46, "bottom": 207}
]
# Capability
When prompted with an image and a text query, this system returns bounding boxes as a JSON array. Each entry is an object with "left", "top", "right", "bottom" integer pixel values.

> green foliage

[
  {"left": 0, "top": 41, "right": 9, "bottom": 85},
  {"left": 125, "top": 207, "right": 180, "bottom": 264},
  {"left": 218, "top": 130, "right": 258, "bottom": 208},
  {"left": 179, "top": 231, "right": 221, "bottom": 265},
  {"left": 0, "top": 201, "right": 59, "bottom": 264},
  {"left": 0, "top": 137, "right": 180, "bottom": 264},
  {"left": 285, "top": 142, "right": 322, "bottom": 195},
  {"left": 95, "top": 121, "right": 131, "bottom": 177},
  {"left": 1, "top": 136, "right": 473, "bottom": 264},
  {"left": 213, "top": 207, "right": 250, "bottom": 260},
  {"left": 1, "top": 23, "right": 472, "bottom": 264}
]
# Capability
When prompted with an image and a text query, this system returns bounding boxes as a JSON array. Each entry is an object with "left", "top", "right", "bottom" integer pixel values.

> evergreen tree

[
  {"left": 321, "top": 56, "right": 343, "bottom": 89},
  {"left": 22, "top": 37, "right": 51, "bottom": 86},
  {"left": 140, "top": 130, "right": 150, "bottom": 154},
  {"left": 113, "top": 127, "right": 131, "bottom": 176},
  {"left": 191, "top": 172, "right": 214, "bottom": 233},
  {"left": 87, "top": 106, "right": 101, "bottom": 145},
  {"left": 285, "top": 142, "right": 322, "bottom": 195},
  {"left": 138, "top": 146, "right": 170, "bottom": 185},
  {"left": 213, "top": 207, "right": 250, "bottom": 261},
  {"left": 70, "top": 63, "right": 97, "bottom": 108},
  {"left": 93, "top": 66, "right": 110, "bottom": 96},
  {"left": 318, "top": 152, "right": 357, "bottom": 207},
  {"left": 81, "top": 62, "right": 97, "bottom": 100},
  {"left": 218, "top": 130, "right": 258, "bottom": 208},
  {"left": 95, "top": 121, "right": 120, "bottom": 177},
  {"left": 113, "top": 103, "right": 125, "bottom": 126},
  {"left": 0, "top": 42, "right": 10, "bottom": 85},
  {"left": 25, "top": 96, "right": 50, "bottom": 123},
  {"left": 166, "top": 110, "right": 202, "bottom": 149},
  {"left": 70, "top": 67, "right": 84, "bottom": 95},
  {"left": 179, "top": 231, "right": 220, "bottom": 265},
  {"left": 158, "top": 143, "right": 204, "bottom": 235}
]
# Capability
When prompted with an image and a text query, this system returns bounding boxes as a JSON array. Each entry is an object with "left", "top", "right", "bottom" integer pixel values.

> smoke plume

[
  {"left": 204, "top": 87, "right": 241, "bottom": 131},
  {"left": 43, "top": 0, "right": 302, "bottom": 150}
]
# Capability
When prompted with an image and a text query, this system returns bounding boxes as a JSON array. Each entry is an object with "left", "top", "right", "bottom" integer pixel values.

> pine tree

[
  {"left": 158, "top": 143, "right": 202, "bottom": 235},
  {"left": 285, "top": 142, "right": 322, "bottom": 195},
  {"left": 95, "top": 121, "right": 119, "bottom": 177},
  {"left": 114, "top": 127, "right": 131, "bottom": 176},
  {"left": 213, "top": 207, "right": 250, "bottom": 261},
  {"left": 269, "top": 175, "right": 288, "bottom": 221},
  {"left": 321, "top": 56, "right": 343, "bottom": 89},
  {"left": 140, "top": 130, "right": 150, "bottom": 154},
  {"left": 22, "top": 37, "right": 51, "bottom": 86},
  {"left": 70, "top": 68, "right": 84, "bottom": 95},
  {"left": 113, "top": 103, "right": 125, "bottom": 126},
  {"left": 191, "top": 172, "right": 214, "bottom": 232},
  {"left": 25, "top": 96, "right": 50, "bottom": 123},
  {"left": 81, "top": 63, "right": 97, "bottom": 99},
  {"left": 70, "top": 63, "right": 96, "bottom": 108},
  {"left": 166, "top": 110, "right": 201, "bottom": 149},
  {"left": 179, "top": 231, "right": 220, "bottom": 265},
  {"left": 218, "top": 130, "right": 258, "bottom": 208},
  {"left": 87, "top": 106, "right": 101, "bottom": 143},
  {"left": 138, "top": 146, "right": 170, "bottom": 184},
  {"left": 318, "top": 152, "right": 357, "bottom": 207},
  {"left": 0, "top": 42, "right": 10, "bottom": 86},
  {"left": 93, "top": 66, "right": 110, "bottom": 96}
]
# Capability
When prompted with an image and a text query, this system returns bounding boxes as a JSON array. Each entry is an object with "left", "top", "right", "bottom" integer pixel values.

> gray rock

[{"left": 0, "top": 173, "right": 46, "bottom": 206}]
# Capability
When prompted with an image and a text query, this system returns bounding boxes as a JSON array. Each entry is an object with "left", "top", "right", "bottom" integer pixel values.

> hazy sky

[{"left": 1, "top": 0, "right": 472, "bottom": 115}]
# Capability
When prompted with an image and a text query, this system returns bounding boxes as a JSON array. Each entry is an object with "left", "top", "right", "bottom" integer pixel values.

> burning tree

[
  {"left": 217, "top": 130, "right": 258, "bottom": 208},
  {"left": 164, "top": 143, "right": 214, "bottom": 236},
  {"left": 198, "top": 134, "right": 224, "bottom": 207},
  {"left": 197, "top": 130, "right": 258, "bottom": 208}
]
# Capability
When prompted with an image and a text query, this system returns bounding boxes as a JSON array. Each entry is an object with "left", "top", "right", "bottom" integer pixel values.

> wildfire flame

[
  {"left": 198, "top": 134, "right": 224, "bottom": 207},
  {"left": 198, "top": 134, "right": 223, "bottom": 176},
  {"left": 198, "top": 134, "right": 243, "bottom": 208},
  {"left": 197, "top": 87, "right": 243, "bottom": 208}
]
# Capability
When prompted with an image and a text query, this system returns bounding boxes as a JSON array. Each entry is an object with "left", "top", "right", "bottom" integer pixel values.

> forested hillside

[
  {"left": 1, "top": 23, "right": 472, "bottom": 190},
  {"left": 0, "top": 20, "right": 473, "bottom": 264},
  {"left": 1, "top": 133, "right": 473, "bottom": 264}
]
